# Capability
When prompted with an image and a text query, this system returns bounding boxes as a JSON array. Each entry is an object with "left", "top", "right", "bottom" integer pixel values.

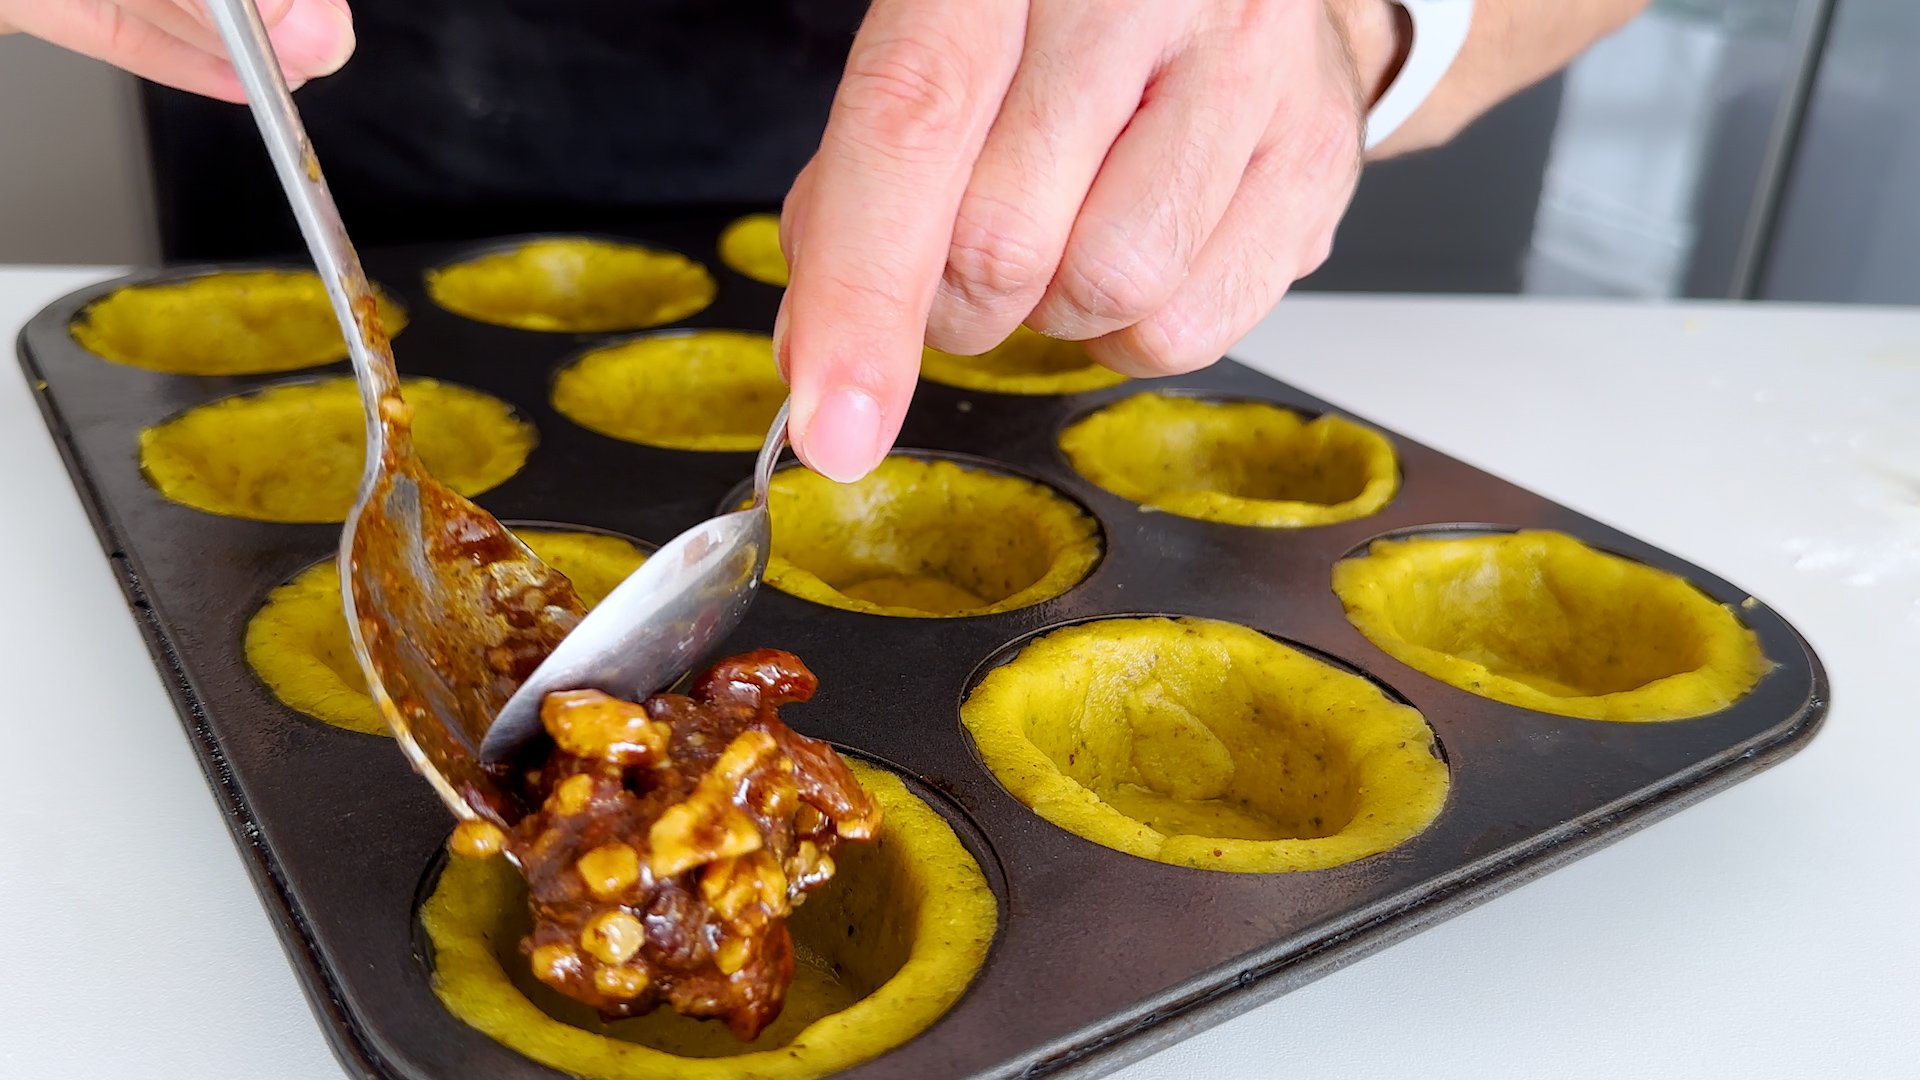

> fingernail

[
  {"left": 795, "top": 387, "right": 883, "bottom": 483},
  {"left": 771, "top": 300, "right": 792, "bottom": 384},
  {"left": 273, "top": 0, "right": 356, "bottom": 78}
]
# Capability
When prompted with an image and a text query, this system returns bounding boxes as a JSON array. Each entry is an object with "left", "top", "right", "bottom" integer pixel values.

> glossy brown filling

[{"left": 451, "top": 651, "right": 880, "bottom": 1041}]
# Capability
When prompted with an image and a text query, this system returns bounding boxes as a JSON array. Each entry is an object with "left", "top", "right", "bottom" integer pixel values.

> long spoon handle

[
  {"left": 751, "top": 398, "right": 792, "bottom": 509},
  {"left": 201, "top": 0, "right": 401, "bottom": 448}
]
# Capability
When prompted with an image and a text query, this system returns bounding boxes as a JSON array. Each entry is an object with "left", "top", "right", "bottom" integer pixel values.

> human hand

[
  {"left": 775, "top": 0, "right": 1409, "bottom": 482},
  {"left": 0, "top": 0, "right": 355, "bottom": 102}
]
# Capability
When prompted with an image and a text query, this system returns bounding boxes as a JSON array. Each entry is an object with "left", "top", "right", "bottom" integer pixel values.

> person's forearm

[{"left": 1337, "top": 0, "right": 1653, "bottom": 158}]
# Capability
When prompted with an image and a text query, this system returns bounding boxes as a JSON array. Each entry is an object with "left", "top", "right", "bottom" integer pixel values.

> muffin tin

[{"left": 15, "top": 208, "right": 1828, "bottom": 1080}]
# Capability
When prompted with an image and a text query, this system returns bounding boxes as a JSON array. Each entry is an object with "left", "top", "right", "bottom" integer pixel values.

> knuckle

[
  {"left": 1291, "top": 100, "right": 1364, "bottom": 186},
  {"left": 1052, "top": 241, "right": 1172, "bottom": 327},
  {"left": 1088, "top": 315, "right": 1210, "bottom": 379},
  {"left": 945, "top": 200, "right": 1050, "bottom": 307},
  {"left": 1298, "top": 231, "right": 1337, "bottom": 278},
  {"left": 836, "top": 34, "right": 972, "bottom": 152},
  {"left": 1129, "top": 311, "right": 1216, "bottom": 376},
  {"left": 921, "top": 305, "right": 1012, "bottom": 357}
]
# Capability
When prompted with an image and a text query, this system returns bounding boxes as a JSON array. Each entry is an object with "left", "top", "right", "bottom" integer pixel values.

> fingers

[
  {"left": 1, "top": 0, "right": 353, "bottom": 103},
  {"left": 1090, "top": 60, "right": 1364, "bottom": 377},
  {"left": 786, "top": 0, "right": 1368, "bottom": 468},
  {"left": 7, "top": 0, "right": 250, "bottom": 100},
  {"left": 127, "top": 0, "right": 231, "bottom": 56},
  {"left": 779, "top": 0, "right": 1024, "bottom": 482},
  {"left": 921, "top": 4, "right": 1164, "bottom": 356},
  {"left": 190, "top": 0, "right": 357, "bottom": 85},
  {"left": 1023, "top": 14, "right": 1288, "bottom": 343},
  {"left": 771, "top": 158, "right": 817, "bottom": 384}
]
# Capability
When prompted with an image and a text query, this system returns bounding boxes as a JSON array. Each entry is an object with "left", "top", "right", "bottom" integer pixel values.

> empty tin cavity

[
  {"left": 962, "top": 616, "right": 1448, "bottom": 872},
  {"left": 762, "top": 455, "right": 1102, "bottom": 618},
  {"left": 426, "top": 238, "right": 716, "bottom": 332},
  {"left": 247, "top": 528, "right": 648, "bottom": 735},
  {"left": 419, "top": 760, "right": 997, "bottom": 1079},
  {"left": 1060, "top": 393, "right": 1399, "bottom": 527},
  {"left": 1334, "top": 529, "right": 1772, "bottom": 721},
  {"left": 138, "top": 376, "right": 533, "bottom": 523},
  {"left": 553, "top": 331, "right": 786, "bottom": 452},
  {"left": 717, "top": 214, "right": 788, "bottom": 287},
  {"left": 920, "top": 326, "right": 1129, "bottom": 396},
  {"left": 69, "top": 269, "right": 407, "bottom": 375}
]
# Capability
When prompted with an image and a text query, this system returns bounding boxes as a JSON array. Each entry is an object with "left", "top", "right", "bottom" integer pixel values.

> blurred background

[{"left": 1, "top": 0, "right": 1914, "bottom": 305}]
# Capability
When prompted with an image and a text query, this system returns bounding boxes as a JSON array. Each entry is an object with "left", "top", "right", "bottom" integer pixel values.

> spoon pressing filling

[{"left": 448, "top": 650, "right": 880, "bottom": 1041}]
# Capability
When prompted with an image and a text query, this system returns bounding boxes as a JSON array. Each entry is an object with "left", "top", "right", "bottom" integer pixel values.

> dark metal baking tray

[{"left": 16, "top": 209, "right": 1828, "bottom": 1080}]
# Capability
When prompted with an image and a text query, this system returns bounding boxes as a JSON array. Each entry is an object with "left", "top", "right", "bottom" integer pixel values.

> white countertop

[{"left": 2, "top": 266, "right": 1915, "bottom": 1080}]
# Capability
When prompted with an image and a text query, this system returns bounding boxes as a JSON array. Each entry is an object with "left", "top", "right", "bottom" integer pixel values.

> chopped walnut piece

[
  {"left": 452, "top": 649, "right": 879, "bottom": 1041},
  {"left": 649, "top": 730, "right": 781, "bottom": 878},
  {"left": 575, "top": 843, "right": 641, "bottom": 901},
  {"left": 448, "top": 819, "right": 506, "bottom": 859},
  {"left": 542, "top": 688, "right": 672, "bottom": 764}
]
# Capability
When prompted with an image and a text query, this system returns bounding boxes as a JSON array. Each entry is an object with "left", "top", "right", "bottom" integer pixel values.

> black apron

[{"left": 144, "top": 0, "right": 866, "bottom": 260}]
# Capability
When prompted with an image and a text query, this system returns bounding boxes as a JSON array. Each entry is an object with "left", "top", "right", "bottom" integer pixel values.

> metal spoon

[
  {"left": 206, "top": 0, "right": 789, "bottom": 822},
  {"left": 481, "top": 401, "right": 788, "bottom": 763}
]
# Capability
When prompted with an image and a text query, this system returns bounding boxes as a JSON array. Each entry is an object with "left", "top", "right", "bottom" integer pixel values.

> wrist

[
  {"left": 1359, "top": 0, "right": 1476, "bottom": 154},
  {"left": 1330, "top": 0, "right": 1415, "bottom": 108}
]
